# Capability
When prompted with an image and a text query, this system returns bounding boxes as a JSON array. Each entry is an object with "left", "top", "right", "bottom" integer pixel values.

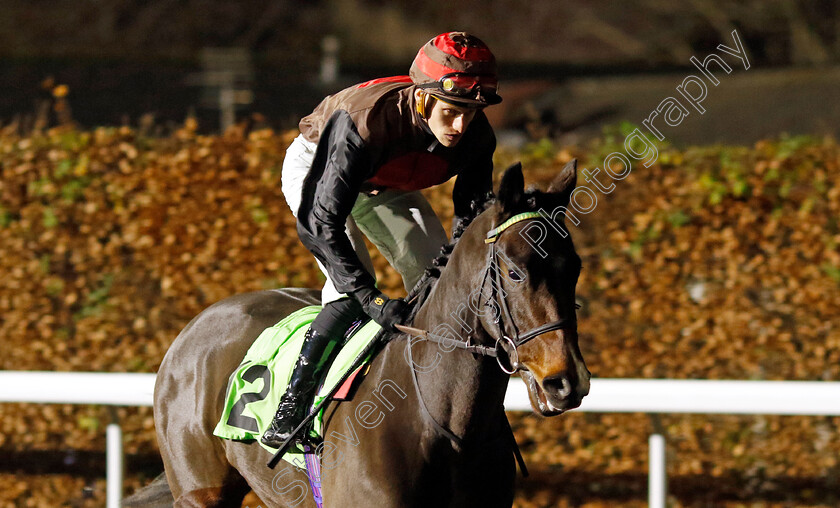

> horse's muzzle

[{"left": 520, "top": 369, "right": 589, "bottom": 416}]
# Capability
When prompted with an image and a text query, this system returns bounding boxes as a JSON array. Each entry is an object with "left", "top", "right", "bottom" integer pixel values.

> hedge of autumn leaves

[{"left": 0, "top": 123, "right": 839, "bottom": 507}]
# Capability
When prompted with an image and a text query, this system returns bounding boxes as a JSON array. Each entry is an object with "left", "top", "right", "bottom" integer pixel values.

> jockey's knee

[{"left": 311, "top": 297, "right": 364, "bottom": 336}]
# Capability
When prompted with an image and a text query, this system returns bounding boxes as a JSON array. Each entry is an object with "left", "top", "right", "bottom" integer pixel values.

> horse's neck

[{"left": 406, "top": 238, "right": 510, "bottom": 441}]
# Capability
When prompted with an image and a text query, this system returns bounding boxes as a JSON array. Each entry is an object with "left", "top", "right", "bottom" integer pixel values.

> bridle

[
  {"left": 398, "top": 211, "right": 577, "bottom": 375},
  {"left": 395, "top": 211, "right": 578, "bottom": 469},
  {"left": 482, "top": 211, "right": 577, "bottom": 373}
]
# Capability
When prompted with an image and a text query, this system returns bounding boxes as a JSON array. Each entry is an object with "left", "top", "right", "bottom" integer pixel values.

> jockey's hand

[{"left": 352, "top": 288, "right": 408, "bottom": 331}]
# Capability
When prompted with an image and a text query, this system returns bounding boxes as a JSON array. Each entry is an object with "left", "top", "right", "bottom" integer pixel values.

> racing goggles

[{"left": 420, "top": 73, "right": 499, "bottom": 99}]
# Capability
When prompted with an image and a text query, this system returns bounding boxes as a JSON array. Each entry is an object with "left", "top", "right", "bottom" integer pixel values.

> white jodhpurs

[{"left": 281, "top": 134, "right": 449, "bottom": 305}]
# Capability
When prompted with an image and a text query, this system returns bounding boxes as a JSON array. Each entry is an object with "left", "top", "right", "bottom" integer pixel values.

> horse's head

[{"left": 464, "top": 160, "right": 590, "bottom": 415}]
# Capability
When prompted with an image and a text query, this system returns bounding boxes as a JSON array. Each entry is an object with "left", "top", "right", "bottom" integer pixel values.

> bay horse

[{"left": 124, "top": 160, "right": 590, "bottom": 507}]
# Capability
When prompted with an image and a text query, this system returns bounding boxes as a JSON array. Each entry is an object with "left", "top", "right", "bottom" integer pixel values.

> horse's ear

[
  {"left": 548, "top": 158, "right": 577, "bottom": 206},
  {"left": 497, "top": 162, "right": 524, "bottom": 214}
]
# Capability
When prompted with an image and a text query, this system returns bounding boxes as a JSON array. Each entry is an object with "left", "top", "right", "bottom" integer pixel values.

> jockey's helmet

[{"left": 410, "top": 32, "right": 502, "bottom": 107}]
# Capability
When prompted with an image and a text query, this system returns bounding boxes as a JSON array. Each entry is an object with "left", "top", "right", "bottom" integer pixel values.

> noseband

[{"left": 398, "top": 212, "right": 576, "bottom": 374}]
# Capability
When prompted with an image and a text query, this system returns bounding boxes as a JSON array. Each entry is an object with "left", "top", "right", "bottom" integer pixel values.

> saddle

[{"left": 213, "top": 305, "right": 383, "bottom": 465}]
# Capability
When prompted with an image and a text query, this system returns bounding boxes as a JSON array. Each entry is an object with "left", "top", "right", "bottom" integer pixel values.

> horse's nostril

[{"left": 543, "top": 375, "right": 573, "bottom": 399}]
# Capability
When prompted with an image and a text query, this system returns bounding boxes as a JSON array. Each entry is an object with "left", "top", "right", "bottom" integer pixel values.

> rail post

[
  {"left": 106, "top": 408, "right": 124, "bottom": 508},
  {"left": 648, "top": 433, "right": 667, "bottom": 507}
]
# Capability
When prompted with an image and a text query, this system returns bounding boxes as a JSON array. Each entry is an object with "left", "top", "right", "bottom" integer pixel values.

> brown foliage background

[{"left": 0, "top": 122, "right": 839, "bottom": 507}]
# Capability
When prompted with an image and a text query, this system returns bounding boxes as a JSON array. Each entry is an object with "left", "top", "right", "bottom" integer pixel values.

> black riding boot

[
  {"left": 261, "top": 297, "right": 363, "bottom": 448},
  {"left": 260, "top": 327, "right": 336, "bottom": 447}
]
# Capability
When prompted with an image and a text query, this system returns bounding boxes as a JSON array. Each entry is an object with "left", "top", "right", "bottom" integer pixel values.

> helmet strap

[{"left": 415, "top": 91, "right": 436, "bottom": 120}]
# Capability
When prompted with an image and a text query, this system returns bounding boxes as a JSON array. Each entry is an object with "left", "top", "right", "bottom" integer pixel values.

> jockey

[{"left": 262, "top": 31, "right": 503, "bottom": 447}]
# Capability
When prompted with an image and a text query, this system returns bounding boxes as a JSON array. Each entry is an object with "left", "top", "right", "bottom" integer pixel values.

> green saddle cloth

[{"left": 213, "top": 305, "right": 382, "bottom": 464}]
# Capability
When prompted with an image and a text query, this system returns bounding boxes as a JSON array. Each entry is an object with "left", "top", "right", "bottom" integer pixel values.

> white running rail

[{"left": 3, "top": 372, "right": 840, "bottom": 507}]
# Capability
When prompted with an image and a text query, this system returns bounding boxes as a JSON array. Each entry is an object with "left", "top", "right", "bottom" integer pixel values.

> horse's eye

[{"left": 508, "top": 270, "right": 524, "bottom": 282}]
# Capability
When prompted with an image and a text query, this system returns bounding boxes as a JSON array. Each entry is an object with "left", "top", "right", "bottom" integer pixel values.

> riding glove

[{"left": 352, "top": 287, "right": 408, "bottom": 331}]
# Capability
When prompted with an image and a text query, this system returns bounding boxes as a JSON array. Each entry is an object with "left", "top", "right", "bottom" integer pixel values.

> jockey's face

[{"left": 416, "top": 90, "right": 478, "bottom": 148}]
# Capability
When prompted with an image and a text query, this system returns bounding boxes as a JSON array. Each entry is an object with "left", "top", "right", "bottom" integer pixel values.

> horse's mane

[{"left": 404, "top": 192, "right": 496, "bottom": 322}]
